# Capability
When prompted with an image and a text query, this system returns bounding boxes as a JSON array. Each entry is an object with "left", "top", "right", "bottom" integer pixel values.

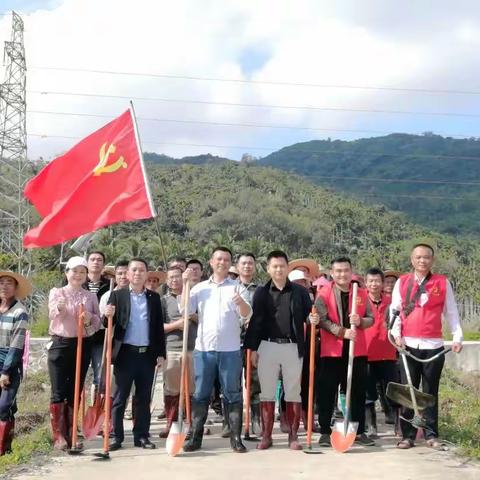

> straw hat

[
  {"left": 384, "top": 270, "right": 403, "bottom": 279},
  {"left": 0, "top": 271, "right": 32, "bottom": 300},
  {"left": 228, "top": 266, "right": 239, "bottom": 277},
  {"left": 288, "top": 258, "right": 320, "bottom": 279},
  {"left": 148, "top": 270, "right": 167, "bottom": 284},
  {"left": 102, "top": 265, "right": 116, "bottom": 278}
]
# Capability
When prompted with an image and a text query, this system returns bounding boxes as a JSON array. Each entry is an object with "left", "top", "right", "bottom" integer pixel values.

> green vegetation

[
  {"left": 440, "top": 369, "right": 480, "bottom": 459},
  {"left": 256, "top": 133, "right": 480, "bottom": 236},
  {"left": 0, "top": 371, "right": 51, "bottom": 476}
]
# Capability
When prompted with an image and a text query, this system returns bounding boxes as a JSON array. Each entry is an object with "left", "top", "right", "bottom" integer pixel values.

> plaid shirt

[{"left": 0, "top": 299, "right": 29, "bottom": 375}]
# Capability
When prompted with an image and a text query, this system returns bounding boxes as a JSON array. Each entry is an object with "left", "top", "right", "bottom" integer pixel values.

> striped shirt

[{"left": 0, "top": 299, "right": 29, "bottom": 375}]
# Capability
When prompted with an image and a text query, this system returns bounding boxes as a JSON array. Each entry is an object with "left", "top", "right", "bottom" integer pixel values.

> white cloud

[{"left": 0, "top": 0, "right": 479, "bottom": 161}]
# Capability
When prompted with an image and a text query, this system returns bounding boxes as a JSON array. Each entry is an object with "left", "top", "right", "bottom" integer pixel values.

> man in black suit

[
  {"left": 104, "top": 258, "right": 166, "bottom": 450},
  {"left": 244, "top": 250, "right": 316, "bottom": 451}
]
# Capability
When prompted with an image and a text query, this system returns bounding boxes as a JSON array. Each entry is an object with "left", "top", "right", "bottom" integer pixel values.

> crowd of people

[{"left": 0, "top": 242, "right": 463, "bottom": 455}]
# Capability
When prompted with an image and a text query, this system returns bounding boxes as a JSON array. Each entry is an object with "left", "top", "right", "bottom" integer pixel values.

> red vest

[
  {"left": 399, "top": 273, "right": 446, "bottom": 338},
  {"left": 365, "top": 294, "right": 396, "bottom": 361},
  {"left": 317, "top": 282, "right": 368, "bottom": 358}
]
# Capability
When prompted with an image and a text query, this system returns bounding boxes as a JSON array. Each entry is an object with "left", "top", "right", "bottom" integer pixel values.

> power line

[
  {"left": 309, "top": 174, "right": 480, "bottom": 187},
  {"left": 30, "top": 65, "right": 480, "bottom": 96},
  {"left": 26, "top": 109, "right": 479, "bottom": 138},
  {"left": 27, "top": 133, "right": 480, "bottom": 161},
  {"left": 28, "top": 90, "right": 480, "bottom": 119}
]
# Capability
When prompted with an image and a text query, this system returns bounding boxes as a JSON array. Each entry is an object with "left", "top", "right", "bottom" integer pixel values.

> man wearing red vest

[
  {"left": 313, "top": 257, "right": 374, "bottom": 447},
  {"left": 364, "top": 268, "right": 398, "bottom": 436},
  {"left": 391, "top": 244, "right": 463, "bottom": 449}
]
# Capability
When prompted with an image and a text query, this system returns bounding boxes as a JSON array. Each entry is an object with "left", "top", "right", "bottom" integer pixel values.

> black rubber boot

[
  {"left": 228, "top": 403, "right": 247, "bottom": 453},
  {"left": 183, "top": 401, "right": 209, "bottom": 452},
  {"left": 221, "top": 399, "right": 231, "bottom": 438}
]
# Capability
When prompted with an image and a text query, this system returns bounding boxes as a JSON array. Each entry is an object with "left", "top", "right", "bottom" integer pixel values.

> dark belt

[
  {"left": 123, "top": 344, "right": 149, "bottom": 354},
  {"left": 266, "top": 337, "right": 295, "bottom": 344}
]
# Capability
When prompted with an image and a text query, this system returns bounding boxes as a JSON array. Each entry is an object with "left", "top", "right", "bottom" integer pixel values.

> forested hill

[
  {"left": 257, "top": 133, "right": 480, "bottom": 236},
  {"left": 86, "top": 162, "right": 479, "bottom": 302}
]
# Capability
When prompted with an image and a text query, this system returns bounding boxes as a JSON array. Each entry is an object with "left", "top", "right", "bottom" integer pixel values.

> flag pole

[{"left": 129, "top": 101, "right": 168, "bottom": 268}]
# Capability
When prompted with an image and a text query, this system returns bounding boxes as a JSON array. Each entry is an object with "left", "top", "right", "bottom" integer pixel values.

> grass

[
  {"left": 439, "top": 368, "right": 480, "bottom": 459},
  {"left": 0, "top": 371, "right": 52, "bottom": 476}
]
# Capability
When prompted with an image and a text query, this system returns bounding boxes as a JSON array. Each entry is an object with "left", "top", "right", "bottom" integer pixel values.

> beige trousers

[
  {"left": 257, "top": 340, "right": 303, "bottom": 402},
  {"left": 163, "top": 350, "right": 195, "bottom": 397}
]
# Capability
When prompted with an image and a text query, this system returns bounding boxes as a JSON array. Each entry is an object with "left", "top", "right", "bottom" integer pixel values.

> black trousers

[
  {"left": 112, "top": 345, "right": 156, "bottom": 443},
  {"left": 400, "top": 346, "right": 445, "bottom": 440},
  {"left": 318, "top": 355, "right": 368, "bottom": 434},
  {"left": 366, "top": 360, "right": 399, "bottom": 404},
  {"left": 0, "top": 366, "right": 20, "bottom": 421},
  {"left": 47, "top": 335, "right": 92, "bottom": 405}
]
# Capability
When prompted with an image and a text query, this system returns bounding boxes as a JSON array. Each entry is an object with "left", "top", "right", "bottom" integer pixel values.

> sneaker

[
  {"left": 318, "top": 433, "right": 331, "bottom": 447},
  {"left": 355, "top": 433, "right": 375, "bottom": 446}
]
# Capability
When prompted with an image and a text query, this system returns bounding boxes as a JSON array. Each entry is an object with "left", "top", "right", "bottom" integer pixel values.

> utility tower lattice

[{"left": 0, "top": 11, "right": 30, "bottom": 273}]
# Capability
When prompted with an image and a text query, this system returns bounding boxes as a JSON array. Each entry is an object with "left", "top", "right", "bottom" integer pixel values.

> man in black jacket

[
  {"left": 104, "top": 258, "right": 166, "bottom": 451},
  {"left": 244, "top": 250, "right": 316, "bottom": 451}
]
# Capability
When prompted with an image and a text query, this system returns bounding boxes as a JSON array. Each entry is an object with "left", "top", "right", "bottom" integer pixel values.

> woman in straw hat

[
  {"left": 47, "top": 256, "right": 101, "bottom": 450},
  {"left": 0, "top": 270, "right": 31, "bottom": 455}
]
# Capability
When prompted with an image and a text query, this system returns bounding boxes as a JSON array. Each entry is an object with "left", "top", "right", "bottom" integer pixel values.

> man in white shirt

[
  {"left": 390, "top": 243, "right": 462, "bottom": 449},
  {"left": 182, "top": 247, "right": 251, "bottom": 453}
]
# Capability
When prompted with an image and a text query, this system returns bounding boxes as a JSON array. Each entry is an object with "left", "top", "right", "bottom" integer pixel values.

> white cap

[
  {"left": 65, "top": 256, "right": 88, "bottom": 270},
  {"left": 288, "top": 269, "right": 307, "bottom": 282}
]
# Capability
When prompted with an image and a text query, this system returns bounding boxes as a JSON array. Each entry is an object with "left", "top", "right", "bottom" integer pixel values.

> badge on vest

[{"left": 431, "top": 285, "right": 440, "bottom": 296}]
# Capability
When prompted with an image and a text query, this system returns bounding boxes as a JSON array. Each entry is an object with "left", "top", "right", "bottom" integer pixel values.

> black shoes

[
  {"left": 134, "top": 438, "right": 156, "bottom": 449},
  {"left": 109, "top": 441, "right": 122, "bottom": 451}
]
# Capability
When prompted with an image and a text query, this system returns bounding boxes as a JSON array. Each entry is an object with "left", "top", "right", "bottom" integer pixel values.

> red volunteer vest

[
  {"left": 317, "top": 282, "right": 368, "bottom": 358},
  {"left": 365, "top": 294, "right": 396, "bottom": 361},
  {"left": 399, "top": 273, "right": 446, "bottom": 338}
]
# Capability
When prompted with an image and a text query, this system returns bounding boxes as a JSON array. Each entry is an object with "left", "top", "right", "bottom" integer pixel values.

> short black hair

[
  {"left": 167, "top": 256, "right": 187, "bottom": 268},
  {"left": 211, "top": 246, "right": 232, "bottom": 259},
  {"left": 186, "top": 259, "right": 203, "bottom": 270},
  {"left": 87, "top": 250, "right": 106, "bottom": 263},
  {"left": 266, "top": 250, "right": 288, "bottom": 264},
  {"left": 412, "top": 243, "right": 435, "bottom": 256},
  {"left": 236, "top": 252, "right": 256, "bottom": 263},
  {"left": 365, "top": 267, "right": 385, "bottom": 281},
  {"left": 128, "top": 257, "right": 149, "bottom": 270},
  {"left": 114, "top": 259, "right": 129, "bottom": 269},
  {"left": 330, "top": 256, "right": 352, "bottom": 267}
]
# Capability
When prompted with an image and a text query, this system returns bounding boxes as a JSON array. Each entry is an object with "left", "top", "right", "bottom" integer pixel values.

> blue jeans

[{"left": 193, "top": 350, "right": 242, "bottom": 405}]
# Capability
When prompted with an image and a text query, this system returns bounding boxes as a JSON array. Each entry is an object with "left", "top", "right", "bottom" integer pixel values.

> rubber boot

[
  {"left": 5, "top": 418, "right": 14, "bottom": 454},
  {"left": 0, "top": 420, "right": 13, "bottom": 456},
  {"left": 228, "top": 403, "right": 247, "bottom": 453},
  {"left": 50, "top": 402, "right": 68, "bottom": 450},
  {"left": 286, "top": 402, "right": 302, "bottom": 450},
  {"left": 183, "top": 401, "right": 209, "bottom": 452},
  {"left": 65, "top": 404, "right": 83, "bottom": 451},
  {"left": 257, "top": 401, "right": 275, "bottom": 450},
  {"left": 251, "top": 403, "right": 261, "bottom": 436},
  {"left": 221, "top": 399, "right": 231, "bottom": 438},
  {"left": 279, "top": 408, "right": 289, "bottom": 433},
  {"left": 159, "top": 395, "right": 179, "bottom": 438},
  {"left": 365, "top": 403, "right": 378, "bottom": 439}
]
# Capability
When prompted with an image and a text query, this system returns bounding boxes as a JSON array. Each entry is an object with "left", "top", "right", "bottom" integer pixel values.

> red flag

[{"left": 24, "top": 108, "right": 155, "bottom": 248}]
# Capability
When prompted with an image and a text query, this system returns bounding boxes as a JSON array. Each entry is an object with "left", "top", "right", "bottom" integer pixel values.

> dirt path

[{"left": 11, "top": 417, "right": 479, "bottom": 480}]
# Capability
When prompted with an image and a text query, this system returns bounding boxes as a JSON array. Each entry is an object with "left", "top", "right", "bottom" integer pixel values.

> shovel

[
  {"left": 166, "top": 279, "right": 191, "bottom": 456},
  {"left": 84, "top": 279, "right": 114, "bottom": 440},
  {"left": 330, "top": 283, "right": 359, "bottom": 453},
  {"left": 93, "top": 308, "right": 114, "bottom": 460},
  {"left": 304, "top": 307, "right": 322, "bottom": 454},
  {"left": 68, "top": 304, "right": 86, "bottom": 455},
  {"left": 243, "top": 349, "right": 258, "bottom": 441}
]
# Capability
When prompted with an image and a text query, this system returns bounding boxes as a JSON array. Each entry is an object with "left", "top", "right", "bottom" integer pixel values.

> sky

[{"left": 1, "top": 0, "right": 480, "bottom": 161}]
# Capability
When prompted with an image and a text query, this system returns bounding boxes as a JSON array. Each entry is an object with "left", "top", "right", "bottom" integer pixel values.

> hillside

[
  {"left": 79, "top": 162, "right": 480, "bottom": 303},
  {"left": 257, "top": 133, "right": 480, "bottom": 236}
]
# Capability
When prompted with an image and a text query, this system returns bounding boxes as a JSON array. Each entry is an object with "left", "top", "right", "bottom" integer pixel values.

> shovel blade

[
  {"left": 330, "top": 420, "right": 358, "bottom": 453},
  {"left": 83, "top": 405, "right": 105, "bottom": 440},
  {"left": 386, "top": 382, "right": 435, "bottom": 410},
  {"left": 166, "top": 421, "right": 189, "bottom": 457}
]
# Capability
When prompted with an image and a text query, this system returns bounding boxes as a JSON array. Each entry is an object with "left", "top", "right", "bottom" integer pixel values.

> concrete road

[{"left": 11, "top": 416, "right": 479, "bottom": 480}]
